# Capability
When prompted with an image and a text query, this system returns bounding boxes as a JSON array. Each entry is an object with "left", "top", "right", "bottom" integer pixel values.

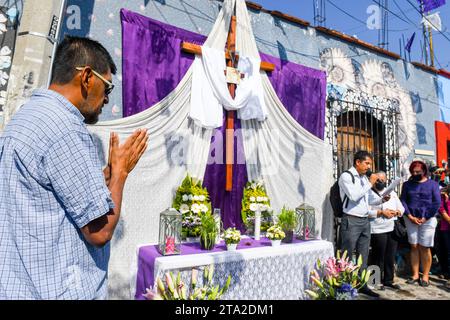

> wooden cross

[{"left": 182, "top": 16, "right": 275, "bottom": 191}]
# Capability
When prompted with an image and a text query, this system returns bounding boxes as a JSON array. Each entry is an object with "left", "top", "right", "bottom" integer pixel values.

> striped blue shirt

[{"left": 0, "top": 89, "right": 114, "bottom": 299}]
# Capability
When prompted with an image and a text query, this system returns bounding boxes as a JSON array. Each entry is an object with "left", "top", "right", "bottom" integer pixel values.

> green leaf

[
  {"left": 361, "top": 269, "right": 366, "bottom": 281},
  {"left": 221, "top": 276, "right": 231, "bottom": 295},
  {"left": 357, "top": 254, "right": 363, "bottom": 267},
  {"left": 329, "top": 286, "right": 335, "bottom": 298},
  {"left": 170, "top": 272, "right": 176, "bottom": 287},
  {"left": 305, "top": 290, "right": 319, "bottom": 299},
  {"left": 157, "top": 277, "right": 166, "bottom": 295},
  {"left": 208, "top": 264, "right": 214, "bottom": 284},
  {"left": 203, "top": 267, "right": 209, "bottom": 283},
  {"left": 209, "top": 285, "right": 219, "bottom": 300},
  {"left": 364, "top": 269, "right": 371, "bottom": 283}
]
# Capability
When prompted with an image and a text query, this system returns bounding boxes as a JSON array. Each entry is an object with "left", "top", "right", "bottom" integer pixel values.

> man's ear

[{"left": 80, "top": 67, "right": 94, "bottom": 92}]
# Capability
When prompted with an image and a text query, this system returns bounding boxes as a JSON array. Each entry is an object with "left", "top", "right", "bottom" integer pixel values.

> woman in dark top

[{"left": 400, "top": 160, "right": 441, "bottom": 287}]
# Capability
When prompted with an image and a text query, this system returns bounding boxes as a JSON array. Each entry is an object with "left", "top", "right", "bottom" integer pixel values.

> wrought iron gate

[
  {"left": 326, "top": 95, "right": 400, "bottom": 248},
  {"left": 326, "top": 96, "right": 400, "bottom": 180}
]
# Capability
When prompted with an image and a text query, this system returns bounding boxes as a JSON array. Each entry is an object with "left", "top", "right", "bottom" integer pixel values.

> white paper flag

[{"left": 422, "top": 12, "right": 442, "bottom": 32}]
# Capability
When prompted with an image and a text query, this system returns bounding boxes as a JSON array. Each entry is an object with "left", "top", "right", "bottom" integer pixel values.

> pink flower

[
  {"left": 324, "top": 257, "right": 339, "bottom": 277},
  {"left": 165, "top": 273, "right": 175, "bottom": 293},
  {"left": 142, "top": 288, "right": 162, "bottom": 300}
]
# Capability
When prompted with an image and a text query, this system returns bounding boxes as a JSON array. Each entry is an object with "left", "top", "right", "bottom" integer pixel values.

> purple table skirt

[{"left": 135, "top": 237, "right": 305, "bottom": 299}]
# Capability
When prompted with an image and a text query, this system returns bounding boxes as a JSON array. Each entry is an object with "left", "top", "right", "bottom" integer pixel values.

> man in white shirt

[
  {"left": 368, "top": 171, "right": 405, "bottom": 290},
  {"left": 338, "top": 150, "right": 379, "bottom": 297}
]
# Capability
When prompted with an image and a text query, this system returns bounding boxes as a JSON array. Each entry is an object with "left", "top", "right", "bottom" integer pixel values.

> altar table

[{"left": 132, "top": 237, "right": 334, "bottom": 300}]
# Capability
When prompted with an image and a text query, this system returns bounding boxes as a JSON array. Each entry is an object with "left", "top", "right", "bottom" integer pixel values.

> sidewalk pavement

[{"left": 359, "top": 274, "right": 450, "bottom": 300}]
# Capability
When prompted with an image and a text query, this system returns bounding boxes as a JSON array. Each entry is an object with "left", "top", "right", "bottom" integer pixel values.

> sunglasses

[{"left": 75, "top": 66, "right": 114, "bottom": 96}]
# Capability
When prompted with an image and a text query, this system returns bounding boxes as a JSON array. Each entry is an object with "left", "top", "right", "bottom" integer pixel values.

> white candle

[
  {"left": 254, "top": 209, "right": 261, "bottom": 241},
  {"left": 213, "top": 208, "right": 221, "bottom": 244}
]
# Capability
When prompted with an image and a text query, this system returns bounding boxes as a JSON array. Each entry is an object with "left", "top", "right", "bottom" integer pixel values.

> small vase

[
  {"left": 200, "top": 236, "right": 215, "bottom": 250},
  {"left": 282, "top": 230, "right": 293, "bottom": 243},
  {"left": 271, "top": 239, "right": 281, "bottom": 246},
  {"left": 227, "top": 243, "right": 238, "bottom": 251}
]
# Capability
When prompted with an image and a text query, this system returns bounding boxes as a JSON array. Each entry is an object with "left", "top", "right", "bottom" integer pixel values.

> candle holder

[
  {"left": 295, "top": 203, "right": 318, "bottom": 240},
  {"left": 158, "top": 208, "right": 182, "bottom": 255}
]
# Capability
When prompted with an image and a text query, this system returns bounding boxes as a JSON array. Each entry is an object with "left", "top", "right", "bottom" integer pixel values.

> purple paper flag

[
  {"left": 417, "top": 0, "right": 446, "bottom": 13},
  {"left": 405, "top": 32, "right": 416, "bottom": 53}
]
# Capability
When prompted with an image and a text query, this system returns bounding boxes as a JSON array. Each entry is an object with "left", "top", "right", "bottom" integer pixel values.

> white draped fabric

[
  {"left": 89, "top": 0, "right": 334, "bottom": 299},
  {"left": 190, "top": 47, "right": 267, "bottom": 128}
]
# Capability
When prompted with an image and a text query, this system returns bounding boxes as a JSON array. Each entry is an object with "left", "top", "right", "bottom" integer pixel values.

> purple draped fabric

[
  {"left": 121, "top": 9, "right": 206, "bottom": 117},
  {"left": 259, "top": 53, "right": 326, "bottom": 140},
  {"left": 202, "top": 115, "right": 248, "bottom": 232},
  {"left": 120, "top": 9, "right": 326, "bottom": 231},
  {"left": 135, "top": 237, "right": 306, "bottom": 299}
]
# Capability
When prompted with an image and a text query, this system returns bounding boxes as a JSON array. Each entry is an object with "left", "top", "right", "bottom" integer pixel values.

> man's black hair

[
  {"left": 353, "top": 150, "right": 373, "bottom": 166},
  {"left": 50, "top": 36, "right": 117, "bottom": 85}
]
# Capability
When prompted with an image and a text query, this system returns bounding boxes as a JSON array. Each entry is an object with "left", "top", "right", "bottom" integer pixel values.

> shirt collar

[
  {"left": 32, "top": 88, "right": 85, "bottom": 122},
  {"left": 349, "top": 166, "right": 360, "bottom": 177}
]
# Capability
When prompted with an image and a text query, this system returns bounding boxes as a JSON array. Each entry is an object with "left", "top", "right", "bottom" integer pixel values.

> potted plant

[
  {"left": 266, "top": 224, "right": 285, "bottom": 246},
  {"left": 199, "top": 213, "right": 218, "bottom": 250},
  {"left": 277, "top": 206, "right": 297, "bottom": 243},
  {"left": 223, "top": 227, "right": 241, "bottom": 251},
  {"left": 305, "top": 251, "right": 370, "bottom": 300}
]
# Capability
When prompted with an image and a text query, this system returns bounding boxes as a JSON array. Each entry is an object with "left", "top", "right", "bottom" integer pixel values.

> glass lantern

[
  {"left": 158, "top": 208, "right": 182, "bottom": 255},
  {"left": 295, "top": 203, "right": 317, "bottom": 240}
]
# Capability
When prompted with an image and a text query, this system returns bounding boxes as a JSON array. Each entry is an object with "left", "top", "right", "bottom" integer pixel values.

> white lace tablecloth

[{"left": 131, "top": 240, "right": 334, "bottom": 300}]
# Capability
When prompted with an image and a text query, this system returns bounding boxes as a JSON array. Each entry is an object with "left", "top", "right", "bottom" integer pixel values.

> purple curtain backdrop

[
  {"left": 121, "top": 9, "right": 206, "bottom": 117},
  {"left": 202, "top": 115, "right": 248, "bottom": 232},
  {"left": 120, "top": 9, "right": 326, "bottom": 230}
]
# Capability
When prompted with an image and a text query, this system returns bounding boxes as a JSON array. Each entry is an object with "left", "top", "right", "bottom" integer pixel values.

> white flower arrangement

[
  {"left": 223, "top": 228, "right": 241, "bottom": 245},
  {"left": 249, "top": 203, "right": 259, "bottom": 212},
  {"left": 191, "top": 203, "right": 201, "bottom": 214},
  {"left": 266, "top": 225, "right": 285, "bottom": 241},
  {"left": 173, "top": 175, "right": 212, "bottom": 238},
  {"left": 179, "top": 204, "right": 190, "bottom": 214},
  {"left": 248, "top": 203, "right": 272, "bottom": 212},
  {"left": 242, "top": 180, "right": 272, "bottom": 233},
  {"left": 199, "top": 204, "right": 209, "bottom": 213}
]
